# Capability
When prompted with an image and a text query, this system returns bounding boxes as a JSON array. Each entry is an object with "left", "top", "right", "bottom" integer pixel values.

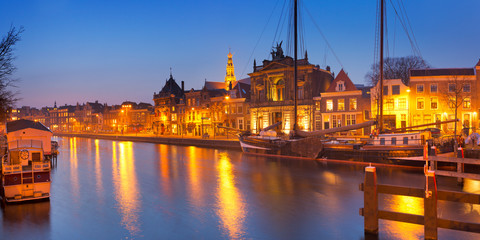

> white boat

[{"left": 1, "top": 119, "right": 53, "bottom": 203}]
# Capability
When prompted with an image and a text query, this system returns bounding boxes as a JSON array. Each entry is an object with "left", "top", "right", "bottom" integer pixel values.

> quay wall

[{"left": 54, "top": 133, "right": 242, "bottom": 150}]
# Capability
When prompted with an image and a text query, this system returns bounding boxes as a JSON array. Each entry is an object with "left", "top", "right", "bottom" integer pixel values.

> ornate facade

[{"left": 249, "top": 44, "right": 332, "bottom": 134}]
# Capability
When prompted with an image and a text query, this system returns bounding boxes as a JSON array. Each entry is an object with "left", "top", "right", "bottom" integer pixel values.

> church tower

[{"left": 225, "top": 51, "right": 236, "bottom": 90}]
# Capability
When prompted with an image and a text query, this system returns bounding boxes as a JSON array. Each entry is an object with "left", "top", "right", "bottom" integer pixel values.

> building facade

[
  {"left": 317, "top": 69, "right": 371, "bottom": 136},
  {"left": 409, "top": 61, "right": 480, "bottom": 134},
  {"left": 249, "top": 45, "right": 332, "bottom": 134},
  {"left": 370, "top": 78, "right": 411, "bottom": 130}
]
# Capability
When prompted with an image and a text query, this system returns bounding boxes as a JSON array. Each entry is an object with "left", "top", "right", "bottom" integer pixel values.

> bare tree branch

[
  {"left": 0, "top": 25, "right": 24, "bottom": 121},
  {"left": 365, "top": 56, "right": 430, "bottom": 86}
]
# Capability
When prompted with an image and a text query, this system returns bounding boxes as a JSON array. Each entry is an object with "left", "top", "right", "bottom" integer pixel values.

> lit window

[
  {"left": 386, "top": 99, "right": 394, "bottom": 110},
  {"left": 431, "top": 97, "right": 438, "bottom": 110},
  {"left": 417, "top": 98, "right": 425, "bottom": 110},
  {"left": 464, "top": 98, "right": 471, "bottom": 109},
  {"left": 346, "top": 114, "right": 356, "bottom": 125},
  {"left": 416, "top": 84, "right": 424, "bottom": 93},
  {"left": 338, "top": 99, "right": 345, "bottom": 111},
  {"left": 326, "top": 100, "right": 333, "bottom": 111},
  {"left": 398, "top": 98, "right": 407, "bottom": 109},
  {"left": 349, "top": 98, "right": 357, "bottom": 111}
]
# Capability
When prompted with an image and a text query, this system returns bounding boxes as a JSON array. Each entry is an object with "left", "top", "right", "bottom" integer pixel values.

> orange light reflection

[
  {"left": 187, "top": 146, "right": 204, "bottom": 208},
  {"left": 112, "top": 141, "right": 141, "bottom": 237},
  {"left": 382, "top": 194, "right": 423, "bottom": 239},
  {"left": 69, "top": 137, "right": 79, "bottom": 201},
  {"left": 216, "top": 152, "right": 246, "bottom": 239},
  {"left": 94, "top": 139, "right": 104, "bottom": 202}
]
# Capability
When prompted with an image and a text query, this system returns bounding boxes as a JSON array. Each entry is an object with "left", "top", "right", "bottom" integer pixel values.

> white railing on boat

[
  {"left": 33, "top": 162, "right": 50, "bottom": 171},
  {"left": 2, "top": 164, "right": 22, "bottom": 173}
]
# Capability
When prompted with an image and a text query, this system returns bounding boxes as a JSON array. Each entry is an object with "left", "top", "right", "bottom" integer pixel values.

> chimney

[{"left": 181, "top": 81, "right": 185, "bottom": 92}]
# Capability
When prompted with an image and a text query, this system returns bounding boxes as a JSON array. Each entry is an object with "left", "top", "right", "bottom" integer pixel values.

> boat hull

[
  {"left": 1, "top": 171, "right": 51, "bottom": 203},
  {"left": 239, "top": 135, "right": 324, "bottom": 159}
]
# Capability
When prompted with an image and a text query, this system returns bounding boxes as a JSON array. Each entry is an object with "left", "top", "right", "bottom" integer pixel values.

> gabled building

[
  {"left": 316, "top": 69, "right": 371, "bottom": 135},
  {"left": 249, "top": 44, "right": 332, "bottom": 134},
  {"left": 153, "top": 73, "right": 185, "bottom": 135}
]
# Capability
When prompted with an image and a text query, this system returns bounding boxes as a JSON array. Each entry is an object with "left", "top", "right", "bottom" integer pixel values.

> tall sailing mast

[
  {"left": 293, "top": 0, "right": 298, "bottom": 132},
  {"left": 379, "top": 0, "right": 384, "bottom": 133}
]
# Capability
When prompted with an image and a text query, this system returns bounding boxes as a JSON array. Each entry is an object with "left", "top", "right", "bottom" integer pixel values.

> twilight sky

[{"left": 1, "top": 0, "right": 479, "bottom": 108}]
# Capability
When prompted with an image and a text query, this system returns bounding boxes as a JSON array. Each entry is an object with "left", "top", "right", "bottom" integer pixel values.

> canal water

[{"left": 1, "top": 137, "right": 480, "bottom": 239}]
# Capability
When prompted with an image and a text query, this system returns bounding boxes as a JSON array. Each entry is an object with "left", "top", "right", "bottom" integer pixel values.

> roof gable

[
  {"left": 260, "top": 61, "right": 291, "bottom": 72},
  {"left": 326, "top": 69, "right": 357, "bottom": 92},
  {"left": 157, "top": 75, "right": 184, "bottom": 98},
  {"left": 204, "top": 81, "right": 225, "bottom": 90},
  {"left": 7, "top": 119, "right": 52, "bottom": 133}
]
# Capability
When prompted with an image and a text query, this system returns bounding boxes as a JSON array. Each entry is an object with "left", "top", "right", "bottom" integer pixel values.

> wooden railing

[{"left": 360, "top": 166, "right": 480, "bottom": 239}]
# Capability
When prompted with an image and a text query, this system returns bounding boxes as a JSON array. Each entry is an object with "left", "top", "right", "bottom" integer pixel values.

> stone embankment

[{"left": 54, "top": 133, "right": 241, "bottom": 150}]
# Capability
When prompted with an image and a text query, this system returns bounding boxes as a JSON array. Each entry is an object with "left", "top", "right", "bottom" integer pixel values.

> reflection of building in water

[
  {"left": 112, "top": 141, "right": 141, "bottom": 237},
  {"left": 463, "top": 179, "right": 480, "bottom": 217},
  {"left": 216, "top": 152, "right": 246, "bottom": 239}
]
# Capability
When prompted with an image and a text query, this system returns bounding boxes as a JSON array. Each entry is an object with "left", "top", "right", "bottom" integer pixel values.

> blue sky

[{"left": 1, "top": 0, "right": 479, "bottom": 108}]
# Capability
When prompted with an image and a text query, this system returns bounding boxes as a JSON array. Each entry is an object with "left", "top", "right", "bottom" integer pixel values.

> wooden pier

[
  {"left": 390, "top": 147, "right": 480, "bottom": 182},
  {"left": 360, "top": 166, "right": 480, "bottom": 239}
]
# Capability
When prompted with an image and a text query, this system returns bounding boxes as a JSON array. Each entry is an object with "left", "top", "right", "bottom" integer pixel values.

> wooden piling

[
  {"left": 457, "top": 147, "right": 464, "bottom": 184},
  {"left": 364, "top": 166, "right": 378, "bottom": 235},
  {"left": 424, "top": 170, "right": 437, "bottom": 240}
]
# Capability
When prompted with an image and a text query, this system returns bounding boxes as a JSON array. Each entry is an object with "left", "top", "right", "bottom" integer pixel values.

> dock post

[
  {"left": 429, "top": 146, "right": 436, "bottom": 170},
  {"left": 364, "top": 166, "right": 378, "bottom": 235},
  {"left": 457, "top": 147, "right": 464, "bottom": 184},
  {"left": 424, "top": 170, "right": 437, "bottom": 240}
]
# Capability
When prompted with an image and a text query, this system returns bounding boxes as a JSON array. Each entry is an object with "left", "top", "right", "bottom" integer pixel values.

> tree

[
  {"left": 0, "top": 25, "right": 23, "bottom": 121},
  {"left": 440, "top": 75, "right": 471, "bottom": 139},
  {"left": 365, "top": 56, "right": 430, "bottom": 86}
]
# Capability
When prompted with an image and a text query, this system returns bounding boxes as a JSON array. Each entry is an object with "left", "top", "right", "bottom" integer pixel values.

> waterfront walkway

[{"left": 54, "top": 132, "right": 241, "bottom": 150}]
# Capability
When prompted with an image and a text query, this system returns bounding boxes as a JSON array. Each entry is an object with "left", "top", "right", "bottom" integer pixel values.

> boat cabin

[
  {"left": 373, "top": 131, "right": 430, "bottom": 146},
  {"left": 6, "top": 119, "right": 53, "bottom": 155}
]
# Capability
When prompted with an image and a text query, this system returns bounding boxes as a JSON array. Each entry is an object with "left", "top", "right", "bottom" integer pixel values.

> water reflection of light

[
  {"left": 463, "top": 179, "right": 480, "bottom": 215},
  {"left": 112, "top": 141, "right": 141, "bottom": 237},
  {"left": 383, "top": 195, "right": 423, "bottom": 239},
  {"left": 322, "top": 171, "right": 338, "bottom": 185},
  {"left": 187, "top": 146, "right": 203, "bottom": 208},
  {"left": 69, "top": 137, "right": 79, "bottom": 200},
  {"left": 216, "top": 152, "right": 246, "bottom": 239},
  {"left": 94, "top": 139, "right": 103, "bottom": 201}
]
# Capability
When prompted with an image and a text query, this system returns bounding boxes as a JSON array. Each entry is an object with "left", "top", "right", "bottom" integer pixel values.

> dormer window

[{"left": 336, "top": 81, "right": 345, "bottom": 92}]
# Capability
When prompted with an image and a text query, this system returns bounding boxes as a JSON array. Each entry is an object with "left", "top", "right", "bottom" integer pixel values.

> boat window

[
  {"left": 380, "top": 138, "right": 385, "bottom": 145},
  {"left": 391, "top": 137, "right": 396, "bottom": 145},
  {"left": 403, "top": 137, "right": 408, "bottom": 145},
  {"left": 32, "top": 152, "right": 41, "bottom": 162}
]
